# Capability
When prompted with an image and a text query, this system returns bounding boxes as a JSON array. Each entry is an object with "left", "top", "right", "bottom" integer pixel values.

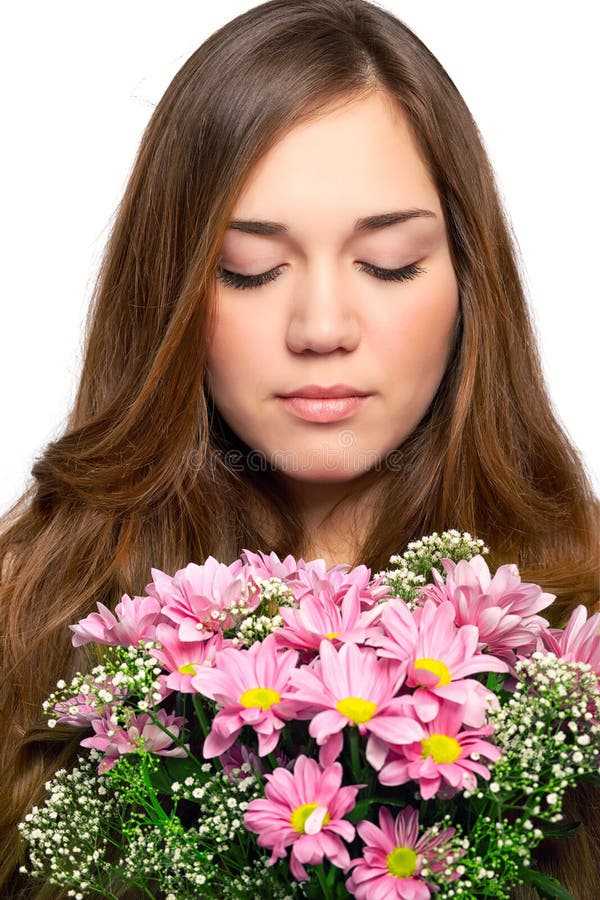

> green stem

[
  {"left": 139, "top": 754, "right": 171, "bottom": 825},
  {"left": 349, "top": 727, "right": 361, "bottom": 781},
  {"left": 369, "top": 796, "right": 405, "bottom": 807},
  {"left": 314, "top": 863, "right": 333, "bottom": 899},
  {"left": 193, "top": 694, "right": 211, "bottom": 738},
  {"left": 104, "top": 865, "right": 157, "bottom": 899},
  {"left": 147, "top": 709, "right": 204, "bottom": 767},
  {"left": 326, "top": 859, "right": 339, "bottom": 889}
]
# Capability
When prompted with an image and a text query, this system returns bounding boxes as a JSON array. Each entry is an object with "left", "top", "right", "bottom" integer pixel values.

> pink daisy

[
  {"left": 69, "top": 593, "right": 162, "bottom": 648},
  {"left": 291, "top": 561, "right": 391, "bottom": 610},
  {"left": 371, "top": 598, "right": 508, "bottom": 725},
  {"left": 540, "top": 605, "right": 600, "bottom": 677},
  {"left": 191, "top": 633, "right": 299, "bottom": 757},
  {"left": 52, "top": 691, "right": 107, "bottom": 727},
  {"left": 81, "top": 708, "right": 187, "bottom": 773},
  {"left": 150, "top": 623, "right": 224, "bottom": 693},
  {"left": 275, "top": 585, "right": 383, "bottom": 654},
  {"left": 219, "top": 742, "right": 294, "bottom": 784},
  {"left": 244, "top": 755, "right": 360, "bottom": 881},
  {"left": 52, "top": 674, "right": 129, "bottom": 726},
  {"left": 240, "top": 548, "right": 305, "bottom": 581},
  {"left": 377, "top": 703, "right": 502, "bottom": 799},
  {"left": 346, "top": 805, "right": 463, "bottom": 899},
  {"left": 420, "top": 555, "right": 554, "bottom": 661},
  {"left": 285, "top": 640, "right": 424, "bottom": 768},
  {"left": 239, "top": 549, "right": 353, "bottom": 603},
  {"left": 145, "top": 556, "right": 261, "bottom": 641},
  {"left": 220, "top": 742, "right": 265, "bottom": 782}
]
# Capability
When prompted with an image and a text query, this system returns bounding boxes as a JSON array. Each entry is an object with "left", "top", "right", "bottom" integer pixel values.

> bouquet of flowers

[{"left": 19, "top": 531, "right": 600, "bottom": 899}]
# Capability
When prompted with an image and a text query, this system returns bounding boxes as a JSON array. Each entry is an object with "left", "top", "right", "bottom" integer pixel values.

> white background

[{"left": 1, "top": 1, "right": 598, "bottom": 516}]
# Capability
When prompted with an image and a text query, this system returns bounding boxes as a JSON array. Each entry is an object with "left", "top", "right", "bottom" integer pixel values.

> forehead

[{"left": 225, "top": 91, "right": 442, "bottom": 248}]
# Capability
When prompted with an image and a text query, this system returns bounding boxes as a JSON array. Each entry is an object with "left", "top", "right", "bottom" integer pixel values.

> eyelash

[{"left": 215, "top": 261, "right": 426, "bottom": 291}]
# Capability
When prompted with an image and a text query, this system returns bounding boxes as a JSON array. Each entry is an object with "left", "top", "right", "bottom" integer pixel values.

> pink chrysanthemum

[
  {"left": 192, "top": 633, "right": 299, "bottom": 757},
  {"left": 540, "top": 605, "right": 600, "bottom": 677},
  {"left": 377, "top": 703, "right": 501, "bottom": 799},
  {"left": 240, "top": 549, "right": 389, "bottom": 610},
  {"left": 219, "top": 742, "right": 267, "bottom": 781},
  {"left": 218, "top": 742, "right": 293, "bottom": 782},
  {"left": 346, "top": 805, "right": 463, "bottom": 899},
  {"left": 52, "top": 691, "right": 107, "bottom": 727},
  {"left": 81, "top": 708, "right": 187, "bottom": 773},
  {"left": 371, "top": 598, "right": 508, "bottom": 725},
  {"left": 419, "top": 555, "right": 554, "bottom": 661},
  {"left": 69, "top": 593, "right": 162, "bottom": 648},
  {"left": 275, "top": 585, "right": 382, "bottom": 653},
  {"left": 145, "top": 556, "right": 261, "bottom": 641},
  {"left": 291, "top": 561, "right": 390, "bottom": 610},
  {"left": 240, "top": 548, "right": 305, "bottom": 581},
  {"left": 239, "top": 549, "right": 349, "bottom": 602},
  {"left": 244, "top": 755, "right": 360, "bottom": 881},
  {"left": 52, "top": 674, "right": 129, "bottom": 726},
  {"left": 285, "top": 640, "right": 424, "bottom": 768},
  {"left": 150, "top": 623, "right": 224, "bottom": 693}
]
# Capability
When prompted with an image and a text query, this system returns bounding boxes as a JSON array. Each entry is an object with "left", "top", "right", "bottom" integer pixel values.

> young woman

[{"left": 1, "top": 1, "right": 598, "bottom": 896}]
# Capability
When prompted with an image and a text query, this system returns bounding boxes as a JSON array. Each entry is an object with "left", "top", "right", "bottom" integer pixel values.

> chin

[{"left": 278, "top": 465, "right": 376, "bottom": 484}]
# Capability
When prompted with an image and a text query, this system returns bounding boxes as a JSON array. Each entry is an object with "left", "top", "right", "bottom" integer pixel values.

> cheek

[
  {"left": 373, "top": 269, "right": 459, "bottom": 386},
  {"left": 205, "top": 303, "right": 275, "bottom": 402}
]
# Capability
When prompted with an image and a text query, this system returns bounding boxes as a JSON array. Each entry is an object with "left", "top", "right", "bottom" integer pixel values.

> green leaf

[
  {"left": 579, "top": 770, "right": 600, "bottom": 786},
  {"left": 539, "top": 819, "right": 581, "bottom": 839},
  {"left": 518, "top": 867, "right": 574, "bottom": 899},
  {"left": 148, "top": 756, "right": 204, "bottom": 795},
  {"left": 485, "top": 671, "right": 510, "bottom": 692},
  {"left": 346, "top": 798, "right": 371, "bottom": 825}
]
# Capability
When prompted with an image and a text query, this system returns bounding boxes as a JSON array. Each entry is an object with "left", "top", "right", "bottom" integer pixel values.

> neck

[{"left": 282, "top": 472, "right": 381, "bottom": 567}]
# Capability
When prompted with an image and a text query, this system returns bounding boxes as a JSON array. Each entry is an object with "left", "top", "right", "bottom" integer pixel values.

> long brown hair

[{"left": 1, "top": 1, "right": 598, "bottom": 896}]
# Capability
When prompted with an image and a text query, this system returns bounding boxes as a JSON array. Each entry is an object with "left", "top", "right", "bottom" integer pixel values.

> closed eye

[{"left": 215, "top": 261, "right": 426, "bottom": 291}]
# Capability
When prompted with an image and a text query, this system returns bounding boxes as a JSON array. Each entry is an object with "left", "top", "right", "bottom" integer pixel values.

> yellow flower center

[
  {"left": 239, "top": 687, "right": 281, "bottom": 710},
  {"left": 421, "top": 733, "right": 462, "bottom": 763},
  {"left": 325, "top": 631, "right": 340, "bottom": 640},
  {"left": 386, "top": 846, "right": 418, "bottom": 878},
  {"left": 178, "top": 662, "right": 199, "bottom": 675},
  {"left": 413, "top": 657, "right": 452, "bottom": 687},
  {"left": 290, "top": 802, "right": 330, "bottom": 833},
  {"left": 336, "top": 697, "right": 378, "bottom": 723}
]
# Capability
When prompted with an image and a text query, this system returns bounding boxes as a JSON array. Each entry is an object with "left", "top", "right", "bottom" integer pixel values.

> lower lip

[{"left": 278, "top": 395, "right": 370, "bottom": 423}]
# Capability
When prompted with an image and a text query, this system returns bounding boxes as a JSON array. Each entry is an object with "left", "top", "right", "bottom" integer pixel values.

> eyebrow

[{"left": 227, "top": 208, "right": 437, "bottom": 236}]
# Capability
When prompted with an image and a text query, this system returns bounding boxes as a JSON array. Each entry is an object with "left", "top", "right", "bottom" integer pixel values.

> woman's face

[{"left": 206, "top": 91, "right": 459, "bottom": 484}]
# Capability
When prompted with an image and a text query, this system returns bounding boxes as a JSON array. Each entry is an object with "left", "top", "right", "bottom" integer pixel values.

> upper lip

[{"left": 278, "top": 384, "right": 371, "bottom": 399}]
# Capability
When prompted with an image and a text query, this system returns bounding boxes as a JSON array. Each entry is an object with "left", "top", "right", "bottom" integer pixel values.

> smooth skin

[{"left": 206, "top": 91, "right": 459, "bottom": 564}]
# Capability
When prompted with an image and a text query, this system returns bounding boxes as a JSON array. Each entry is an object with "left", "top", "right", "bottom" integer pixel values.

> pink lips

[{"left": 277, "top": 384, "right": 372, "bottom": 423}]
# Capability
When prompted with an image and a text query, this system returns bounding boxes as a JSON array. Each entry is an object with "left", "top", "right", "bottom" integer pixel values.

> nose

[{"left": 285, "top": 259, "right": 361, "bottom": 355}]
